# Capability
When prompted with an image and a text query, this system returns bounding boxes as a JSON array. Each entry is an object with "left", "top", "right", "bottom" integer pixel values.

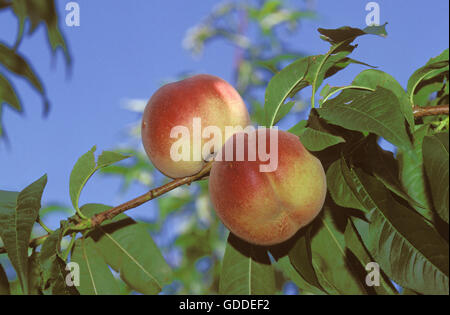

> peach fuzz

[
  {"left": 141, "top": 74, "right": 250, "bottom": 178},
  {"left": 208, "top": 129, "right": 327, "bottom": 246}
]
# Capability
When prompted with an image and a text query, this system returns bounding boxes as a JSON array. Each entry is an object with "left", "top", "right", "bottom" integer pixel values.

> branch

[
  {"left": 0, "top": 161, "right": 213, "bottom": 255},
  {"left": 413, "top": 104, "right": 449, "bottom": 118},
  {"left": 2, "top": 103, "right": 449, "bottom": 255},
  {"left": 90, "top": 161, "right": 213, "bottom": 228}
]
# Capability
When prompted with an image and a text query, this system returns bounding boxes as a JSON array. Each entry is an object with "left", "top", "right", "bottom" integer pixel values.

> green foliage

[
  {"left": 0, "top": 263, "right": 10, "bottom": 294},
  {"left": 80, "top": 204, "right": 172, "bottom": 294},
  {"left": 257, "top": 26, "right": 448, "bottom": 295},
  {"left": 71, "top": 237, "right": 121, "bottom": 295},
  {"left": 0, "top": 0, "right": 70, "bottom": 139},
  {"left": 422, "top": 132, "right": 449, "bottom": 223},
  {"left": 69, "top": 146, "right": 129, "bottom": 217},
  {"left": 1, "top": 1, "right": 448, "bottom": 296},
  {"left": 219, "top": 234, "right": 275, "bottom": 294},
  {"left": 0, "top": 175, "right": 46, "bottom": 294}
]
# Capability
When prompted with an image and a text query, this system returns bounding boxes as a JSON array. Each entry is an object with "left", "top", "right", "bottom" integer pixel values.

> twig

[
  {"left": 413, "top": 104, "right": 449, "bottom": 118},
  {"left": 1, "top": 161, "right": 213, "bottom": 256},
  {"left": 90, "top": 161, "right": 213, "bottom": 228},
  {"left": 1, "top": 103, "right": 449, "bottom": 255}
]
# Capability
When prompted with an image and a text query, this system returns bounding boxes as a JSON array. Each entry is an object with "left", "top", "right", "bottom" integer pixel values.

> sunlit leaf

[
  {"left": 352, "top": 69, "right": 414, "bottom": 129},
  {"left": 318, "top": 87, "right": 413, "bottom": 153},
  {"left": 81, "top": 204, "right": 172, "bottom": 295},
  {"left": 71, "top": 238, "right": 121, "bottom": 295},
  {"left": 69, "top": 147, "right": 129, "bottom": 213}
]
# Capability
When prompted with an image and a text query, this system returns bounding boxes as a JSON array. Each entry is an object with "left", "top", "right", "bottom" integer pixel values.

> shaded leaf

[
  {"left": 0, "top": 42, "right": 48, "bottom": 113},
  {"left": 27, "top": 251, "right": 42, "bottom": 295},
  {"left": 398, "top": 124, "right": 433, "bottom": 218},
  {"left": 0, "top": 73, "right": 21, "bottom": 112},
  {"left": 219, "top": 233, "right": 275, "bottom": 295},
  {"left": 346, "top": 167, "right": 449, "bottom": 294},
  {"left": 407, "top": 49, "right": 449, "bottom": 105},
  {"left": 326, "top": 159, "right": 365, "bottom": 212},
  {"left": 318, "top": 23, "right": 388, "bottom": 45},
  {"left": 310, "top": 208, "right": 367, "bottom": 294},
  {"left": 47, "top": 255, "right": 79, "bottom": 295},
  {"left": 11, "top": 0, "right": 71, "bottom": 65},
  {"left": 0, "top": 175, "right": 47, "bottom": 294},
  {"left": 275, "top": 256, "right": 325, "bottom": 295},
  {"left": 288, "top": 227, "right": 325, "bottom": 293},
  {"left": 0, "top": 263, "right": 10, "bottom": 295},
  {"left": 344, "top": 218, "right": 398, "bottom": 295},
  {"left": 423, "top": 132, "right": 449, "bottom": 223}
]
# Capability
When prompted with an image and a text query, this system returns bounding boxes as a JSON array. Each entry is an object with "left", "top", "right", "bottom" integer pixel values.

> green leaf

[
  {"left": 318, "top": 87, "right": 413, "bottom": 153},
  {"left": 71, "top": 238, "right": 121, "bottom": 295},
  {"left": 309, "top": 208, "right": 367, "bottom": 294},
  {"left": 423, "top": 132, "right": 449, "bottom": 223},
  {"left": 39, "top": 227, "right": 77, "bottom": 295},
  {"left": 318, "top": 23, "right": 388, "bottom": 45},
  {"left": 81, "top": 204, "right": 172, "bottom": 295},
  {"left": 275, "top": 255, "right": 325, "bottom": 295},
  {"left": 219, "top": 233, "right": 275, "bottom": 295},
  {"left": 69, "top": 147, "right": 129, "bottom": 213},
  {"left": 352, "top": 69, "right": 414, "bottom": 129},
  {"left": 0, "top": 73, "right": 21, "bottom": 112},
  {"left": 0, "top": 42, "right": 48, "bottom": 113},
  {"left": 407, "top": 49, "right": 449, "bottom": 105},
  {"left": 11, "top": 0, "right": 71, "bottom": 65},
  {"left": 288, "top": 227, "right": 325, "bottom": 293},
  {"left": 47, "top": 255, "right": 79, "bottom": 295},
  {"left": 352, "top": 136, "right": 428, "bottom": 212},
  {"left": 326, "top": 159, "right": 365, "bottom": 212},
  {"left": 398, "top": 124, "right": 433, "bottom": 218},
  {"left": 346, "top": 167, "right": 449, "bottom": 294},
  {"left": 300, "top": 128, "right": 345, "bottom": 152},
  {"left": 344, "top": 218, "right": 398, "bottom": 295},
  {"left": 255, "top": 53, "right": 304, "bottom": 73},
  {"left": 0, "top": 263, "right": 10, "bottom": 295},
  {"left": 288, "top": 111, "right": 346, "bottom": 152},
  {"left": 69, "top": 146, "right": 96, "bottom": 212},
  {"left": 0, "top": 175, "right": 47, "bottom": 294},
  {"left": 264, "top": 56, "right": 310, "bottom": 127},
  {"left": 27, "top": 252, "right": 42, "bottom": 295}
]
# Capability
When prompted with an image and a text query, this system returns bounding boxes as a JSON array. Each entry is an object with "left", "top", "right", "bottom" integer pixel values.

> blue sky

[{"left": 0, "top": 0, "right": 448, "bottom": 229}]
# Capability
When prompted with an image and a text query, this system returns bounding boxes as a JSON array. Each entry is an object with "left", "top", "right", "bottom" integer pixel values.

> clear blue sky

[{"left": 0, "top": 0, "right": 448, "bottom": 229}]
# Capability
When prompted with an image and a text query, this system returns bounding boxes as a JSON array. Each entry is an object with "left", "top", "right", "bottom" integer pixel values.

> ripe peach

[
  {"left": 209, "top": 128, "right": 327, "bottom": 245},
  {"left": 141, "top": 74, "right": 250, "bottom": 178}
]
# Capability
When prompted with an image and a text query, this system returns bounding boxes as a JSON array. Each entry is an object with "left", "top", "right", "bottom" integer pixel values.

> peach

[
  {"left": 141, "top": 74, "right": 250, "bottom": 178},
  {"left": 208, "top": 129, "right": 326, "bottom": 245}
]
